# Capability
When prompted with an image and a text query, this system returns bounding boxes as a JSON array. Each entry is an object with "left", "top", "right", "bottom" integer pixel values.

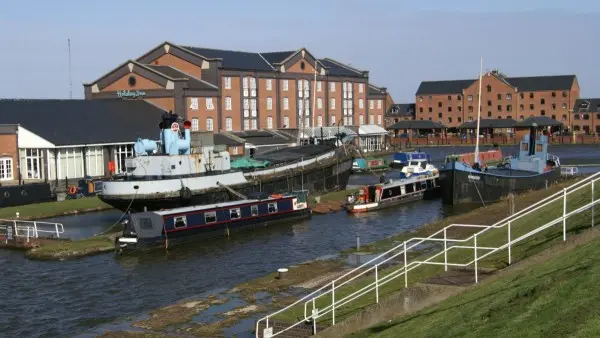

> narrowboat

[
  {"left": 115, "top": 191, "right": 311, "bottom": 253},
  {"left": 345, "top": 173, "right": 440, "bottom": 213}
]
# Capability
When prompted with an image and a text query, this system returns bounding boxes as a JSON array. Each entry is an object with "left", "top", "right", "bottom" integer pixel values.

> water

[{"left": 0, "top": 145, "right": 598, "bottom": 337}]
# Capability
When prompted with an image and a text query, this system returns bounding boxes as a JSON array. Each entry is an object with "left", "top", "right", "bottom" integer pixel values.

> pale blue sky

[{"left": 1, "top": 0, "right": 598, "bottom": 102}]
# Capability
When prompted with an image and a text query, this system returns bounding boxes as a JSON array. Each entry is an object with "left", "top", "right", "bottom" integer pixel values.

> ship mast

[{"left": 474, "top": 57, "right": 483, "bottom": 165}]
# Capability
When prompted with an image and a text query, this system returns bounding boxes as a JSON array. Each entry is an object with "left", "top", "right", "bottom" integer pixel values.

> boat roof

[{"left": 153, "top": 195, "right": 293, "bottom": 215}]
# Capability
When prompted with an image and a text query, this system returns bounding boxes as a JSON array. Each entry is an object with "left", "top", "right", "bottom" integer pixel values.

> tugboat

[
  {"left": 345, "top": 171, "right": 440, "bottom": 213},
  {"left": 391, "top": 151, "right": 438, "bottom": 179},
  {"left": 439, "top": 58, "right": 560, "bottom": 205},
  {"left": 115, "top": 191, "right": 311, "bottom": 253}
]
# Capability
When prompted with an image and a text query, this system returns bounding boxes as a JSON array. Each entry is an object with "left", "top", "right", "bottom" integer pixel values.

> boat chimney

[{"left": 528, "top": 123, "right": 537, "bottom": 156}]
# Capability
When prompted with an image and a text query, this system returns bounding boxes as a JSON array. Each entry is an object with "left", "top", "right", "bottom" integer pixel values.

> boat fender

[
  {"left": 68, "top": 186, "right": 77, "bottom": 194},
  {"left": 180, "top": 187, "right": 192, "bottom": 200}
]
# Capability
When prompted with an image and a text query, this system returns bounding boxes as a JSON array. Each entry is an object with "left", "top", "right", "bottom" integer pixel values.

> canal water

[{"left": 0, "top": 145, "right": 598, "bottom": 338}]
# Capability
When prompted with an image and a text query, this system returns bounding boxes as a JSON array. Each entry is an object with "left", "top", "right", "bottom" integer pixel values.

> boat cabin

[
  {"left": 509, "top": 127, "right": 558, "bottom": 174},
  {"left": 348, "top": 175, "right": 437, "bottom": 205}
]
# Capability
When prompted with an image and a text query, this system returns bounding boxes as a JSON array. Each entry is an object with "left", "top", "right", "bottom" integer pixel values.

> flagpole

[{"left": 474, "top": 57, "right": 483, "bottom": 164}]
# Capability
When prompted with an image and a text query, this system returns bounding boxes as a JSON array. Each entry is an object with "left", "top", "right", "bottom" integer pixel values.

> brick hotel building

[
  {"left": 414, "top": 70, "right": 580, "bottom": 130},
  {"left": 84, "top": 42, "right": 391, "bottom": 132}
]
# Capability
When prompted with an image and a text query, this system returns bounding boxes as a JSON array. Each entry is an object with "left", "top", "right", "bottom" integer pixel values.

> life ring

[{"left": 68, "top": 186, "right": 77, "bottom": 194}]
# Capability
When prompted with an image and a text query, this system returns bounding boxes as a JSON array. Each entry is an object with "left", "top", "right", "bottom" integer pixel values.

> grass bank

[
  {"left": 0, "top": 196, "right": 111, "bottom": 220},
  {"left": 349, "top": 227, "right": 600, "bottom": 337},
  {"left": 272, "top": 176, "right": 599, "bottom": 326},
  {"left": 25, "top": 234, "right": 116, "bottom": 260}
]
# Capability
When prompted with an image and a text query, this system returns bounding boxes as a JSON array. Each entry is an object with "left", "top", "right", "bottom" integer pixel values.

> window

[
  {"left": 243, "top": 119, "right": 250, "bottom": 130},
  {"left": 266, "top": 97, "right": 273, "bottom": 110},
  {"left": 330, "top": 98, "right": 336, "bottom": 109},
  {"left": 448, "top": 117, "right": 452, "bottom": 123},
  {"left": 225, "top": 97, "right": 232, "bottom": 111},
  {"left": 251, "top": 119, "right": 257, "bottom": 130},
  {"left": 377, "top": 100, "right": 382, "bottom": 109},
  {"left": 457, "top": 95, "right": 462, "bottom": 100},
  {"left": 317, "top": 115, "right": 323, "bottom": 127},
  {"left": 468, "top": 116, "right": 473, "bottom": 121},
  {"left": 419, "top": 96, "right": 423, "bottom": 102},
  {"left": 191, "top": 118, "right": 199, "bottom": 131},
  {"left": 330, "top": 82, "right": 336, "bottom": 92},
  {"left": 447, "top": 95, "right": 452, "bottom": 100},
  {"left": 369, "top": 114, "right": 374, "bottom": 124},
  {"left": 283, "top": 97, "right": 289, "bottom": 110},
  {"left": 359, "top": 83, "right": 364, "bottom": 93},
  {"left": 506, "top": 94, "right": 512, "bottom": 100},
  {"left": 0, "top": 158, "right": 12, "bottom": 180},
  {"left": 190, "top": 97, "right": 199, "bottom": 110},
  {"left": 428, "top": 96, "right": 432, "bottom": 101},
  {"left": 507, "top": 104, "right": 512, "bottom": 112},
  {"left": 468, "top": 95, "right": 473, "bottom": 101},
  {"left": 487, "top": 85, "right": 492, "bottom": 92},
  {"left": 266, "top": 116, "right": 273, "bottom": 129},
  {"left": 251, "top": 205, "right": 259, "bottom": 216},
  {"left": 359, "top": 99, "right": 364, "bottom": 109},
  {"left": 279, "top": 79, "right": 287, "bottom": 91},
  {"left": 541, "top": 110, "right": 546, "bottom": 116},
  {"left": 317, "top": 81, "right": 322, "bottom": 92},
  {"left": 205, "top": 211, "right": 217, "bottom": 223},
  {"left": 551, "top": 115, "right": 556, "bottom": 120},
  {"left": 497, "top": 105, "right": 502, "bottom": 112},
  {"left": 448, "top": 106, "right": 452, "bottom": 112},
  {"left": 584, "top": 114, "right": 590, "bottom": 120},
  {"left": 438, "top": 112, "right": 443, "bottom": 118},
  {"left": 317, "top": 98, "right": 323, "bottom": 109},
  {"left": 419, "top": 107, "right": 423, "bottom": 113},
  {"left": 497, "top": 94, "right": 502, "bottom": 100},
  {"left": 224, "top": 77, "right": 231, "bottom": 89},
  {"left": 487, "top": 100, "right": 492, "bottom": 106},
  {"left": 438, "top": 101, "right": 442, "bottom": 108},
  {"left": 520, "top": 93, "right": 524, "bottom": 99},
  {"left": 369, "top": 100, "right": 374, "bottom": 109},
  {"left": 230, "top": 208, "right": 241, "bottom": 219},
  {"left": 519, "top": 115, "right": 524, "bottom": 120},
  {"left": 138, "top": 218, "right": 153, "bottom": 230},
  {"left": 574, "top": 125, "right": 581, "bottom": 131},
  {"left": 529, "top": 93, "right": 534, "bottom": 99},
  {"left": 428, "top": 107, "right": 432, "bottom": 113},
  {"left": 562, "top": 91, "right": 568, "bottom": 98},
  {"left": 520, "top": 104, "right": 524, "bottom": 111},
  {"left": 266, "top": 79, "right": 272, "bottom": 91},
  {"left": 552, "top": 103, "right": 556, "bottom": 110},
  {"left": 225, "top": 117, "right": 233, "bottom": 131},
  {"left": 268, "top": 202, "right": 278, "bottom": 213},
  {"left": 529, "top": 104, "right": 534, "bottom": 110},
  {"left": 330, "top": 115, "right": 336, "bottom": 125},
  {"left": 114, "top": 145, "right": 133, "bottom": 174},
  {"left": 232, "top": 146, "right": 238, "bottom": 155},
  {"left": 487, "top": 111, "right": 492, "bottom": 117},
  {"left": 206, "top": 98, "right": 214, "bottom": 110},
  {"left": 377, "top": 115, "right": 382, "bottom": 125},
  {"left": 174, "top": 216, "right": 187, "bottom": 228},
  {"left": 552, "top": 92, "right": 556, "bottom": 97},
  {"left": 468, "top": 106, "right": 473, "bottom": 113},
  {"left": 540, "top": 98, "right": 545, "bottom": 105},
  {"left": 562, "top": 103, "right": 568, "bottom": 109},
  {"left": 458, "top": 106, "right": 462, "bottom": 112},
  {"left": 206, "top": 118, "right": 214, "bottom": 131},
  {"left": 24, "top": 149, "right": 42, "bottom": 179},
  {"left": 359, "top": 115, "right": 364, "bottom": 125},
  {"left": 283, "top": 115, "right": 290, "bottom": 128},
  {"left": 574, "top": 114, "right": 580, "bottom": 120}
]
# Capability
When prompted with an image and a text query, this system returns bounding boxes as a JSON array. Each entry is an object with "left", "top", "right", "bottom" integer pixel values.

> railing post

[
  {"left": 443, "top": 228, "right": 448, "bottom": 271},
  {"left": 55, "top": 223, "right": 60, "bottom": 238},
  {"left": 474, "top": 234, "right": 478, "bottom": 284},
  {"left": 331, "top": 281, "right": 335, "bottom": 325},
  {"left": 563, "top": 188, "right": 567, "bottom": 241},
  {"left": 13, "top": 221, "right": 18, "bottom": 237},
  {"left": 403, "top": 241, "right": 408, "bottom": 288},
  {"left": 507, "top": 221, "right": 512, "bottom": 265},
  {"left": 34, "top": 221, "right": 39, "bottom": 238},
  {"left": 312, "top": 298, "right": 317, "bottom": 334},
  {"left": 375, "top": 264, "right": 379, "bottom": 303},
  {"left": 593, "top": 180, "right": 596, "bottom": 227}
]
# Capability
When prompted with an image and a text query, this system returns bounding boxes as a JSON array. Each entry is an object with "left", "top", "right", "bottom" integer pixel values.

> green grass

[
  {"left": 270, "top": 177, "right": 600, "bottom": 328},
  {"left": 25, "top": 235, "right": 115, "bottom": 260},
  {"left": 0, "top": 196, "right": 111, "bottom": 220},
  {"left": 309, "top": 189, "right": 358, "bottom": 205},
  {"left": 349, "top": 230, "right": 600, "bottom": 337}
]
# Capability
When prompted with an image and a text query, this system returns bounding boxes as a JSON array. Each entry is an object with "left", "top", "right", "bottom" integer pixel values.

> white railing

[
  {"left": 257, "top": 171, "right": 600, "bottom": 337},
  {"left": 561, "top": 167, "right": 579, "bottom": 176},
  {"left": 0, "top": 219, "right": 65, "bottom": 242}
]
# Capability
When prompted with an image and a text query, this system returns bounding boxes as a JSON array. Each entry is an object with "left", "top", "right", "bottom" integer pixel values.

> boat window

[
  {"left": 536, "top": 144, "right": 542, "bottom": 152},
  {"left": 521, "top": 143, "right": 528, "bottom": 151},
  {"left": 251, "top": 205, "right": 259, "bottom": 216},
  {"left": 268, "top": 203, "right": 278, "bottom": 213},
  {"left": 174, "top": 216, "right": 187, "bottom": 228},
  {"left": 230, "top": 208, "right": 241, "bottom": 219},
  {"left": 204, "top": 212, "right": 217, "bottom": 224},
  {"left": 138, "top": 218, "right": 153, "bottom": 230}
]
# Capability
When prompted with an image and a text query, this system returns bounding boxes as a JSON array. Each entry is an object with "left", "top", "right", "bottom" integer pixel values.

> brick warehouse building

[
  {"left": 414, "top": 69, "right": 580, "bottom": 131},
  {"left": 84, "top": 42, "right": 392, "bottom": 132}
]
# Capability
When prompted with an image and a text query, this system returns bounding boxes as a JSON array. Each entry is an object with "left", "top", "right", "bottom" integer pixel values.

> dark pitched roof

[
  {"left": 146, "top": 65, "right": 217, "bottom": 90},
  {"left": 572, "top": 98, "right": 600, "bottom": 113},
  {"left": 181, "top": 46, "right": 274, "bottom": 71},
  {"left": 387, "top": 104, "right": 416, "bottom": 117},
  {"left": 458, "top": 118, "right": 518, "bottom": 129},
  {"left": 506, "top": 75, "right": 576, "bottom": 92},
  {"left": 214, "top": 133, "right": 244, "bottom": 146},
  {"left": 0, "top": 99, "right": 165, "bottom": 146},
  {"left": 368, "top": 84, "right": 387, "bottom": 96},
  {"left": 388, "top": 120, "right": 445, "bottom": 130},
  {"left": 416, "top": 79, "right": 475, "bottom": 95},
  {"left": 230, "top": 130, "right": 293, "bottom": 146},
  {"left": 515, "top": 116, "right": 563, "bottom": 127},
  {"left": 319, "top": 58, "right": 366, "bottom": 78},
  {"left": 260, "top": 51, "right": 296, "bottom": 65}
]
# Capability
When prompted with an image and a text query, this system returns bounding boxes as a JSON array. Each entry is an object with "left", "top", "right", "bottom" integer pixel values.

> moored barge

[{"left": 115, "top": 191, "right": 311, "bottom": 253}]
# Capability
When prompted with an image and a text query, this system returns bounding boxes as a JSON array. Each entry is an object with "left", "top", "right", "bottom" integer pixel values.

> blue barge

[{"left": 115, "top": 191, "right": 311, "bottom": 253}]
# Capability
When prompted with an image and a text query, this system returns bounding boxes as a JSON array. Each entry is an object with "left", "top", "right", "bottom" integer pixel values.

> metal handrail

[
  {"left": 256, "top": 171, "right": 600, "bottom": 337},
  {"left": 0, "top": 219, "right": 64, "bottom": 239}
]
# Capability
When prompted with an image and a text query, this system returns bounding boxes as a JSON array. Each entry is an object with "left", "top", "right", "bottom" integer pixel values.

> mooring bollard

[{"left": 277, "top": 268, "right": 288, "bottom": 279}]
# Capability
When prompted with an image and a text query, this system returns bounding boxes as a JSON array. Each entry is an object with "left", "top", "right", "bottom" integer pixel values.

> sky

[{"left": 1, "top": 0, "right": 599, "bottom": 103}]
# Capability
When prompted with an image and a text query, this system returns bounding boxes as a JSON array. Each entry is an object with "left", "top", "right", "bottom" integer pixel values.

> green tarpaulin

[{"left": 230, "top": 157, "right": 272, "bottom": 169}]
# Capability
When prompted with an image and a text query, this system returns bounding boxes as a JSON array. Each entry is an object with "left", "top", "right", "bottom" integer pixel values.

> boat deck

[{"left": 482, "top": 168, "right": 543, "bottom": 177}]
